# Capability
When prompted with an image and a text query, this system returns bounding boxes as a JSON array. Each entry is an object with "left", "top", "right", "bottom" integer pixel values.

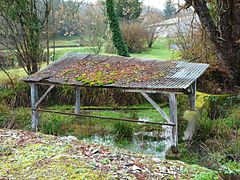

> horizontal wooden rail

[
  {"left": 36, "top": 108, "right": 175, "bottom": 127},
  {"left": 47, "top": 106, "right": 167, "bottom": 111}
]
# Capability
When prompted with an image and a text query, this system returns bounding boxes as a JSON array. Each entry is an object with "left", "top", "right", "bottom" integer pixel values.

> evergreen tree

[
  {"left": 163, "top": 0, "right": 176, "bottom": 19},
  {"left": 106, "top": 0, "right": 129, "bottom": 57}
]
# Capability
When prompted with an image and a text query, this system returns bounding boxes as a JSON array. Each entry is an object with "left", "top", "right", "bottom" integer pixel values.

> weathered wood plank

[
  {"left": 35, "top": 85, "right": 55, "bottom": 108},
  {"left": 124, "top": 89, "right": 184, "bottom": 94},
  {"left": 188, "top": 81, "right": 197, "bottom": 111},
  {"left": 169, "top": 93, "right": 179, "bottom": 153},
  {"left": 31, "top": 83, "right": 38, "bottom": 131},
  {"left": 75, "top": 86, "right": 81, "bottom": 114},
  {"left": 140, "top": 92, "right": 171, "bottom": 123}
]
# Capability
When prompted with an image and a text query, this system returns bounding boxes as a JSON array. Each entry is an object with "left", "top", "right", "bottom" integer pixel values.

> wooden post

[
  {"left": 189, "top": 81, "right": 197, "bottom": 111},
  {"left": 169, "top": 93, "right": 179, "bottom": 153},
  {"left": 31, "top": 83, "right": 38, "bottom": 131},
  {"left": 75, "top": 86, "right": 80, "bottom": 114}
]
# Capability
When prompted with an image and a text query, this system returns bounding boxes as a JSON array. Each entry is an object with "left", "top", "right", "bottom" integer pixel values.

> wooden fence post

[
  {"left": 169, "top": 93, "right": 179, "bottom": 153},
  {"left": 31, "top": 83, "right": 38, "bottom": 131},
  {"left": 75, "top": 86, "right": 81, "bottom": 114}
]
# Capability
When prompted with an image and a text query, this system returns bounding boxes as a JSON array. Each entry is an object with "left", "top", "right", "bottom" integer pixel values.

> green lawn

[
  {"left": 0, "top": 63, "right": 48, "bottom": 83},
  {"left": 0, "top": 67, "right": 27, "bottom": 83},
  {"left": 131, "top": 39, "right": 181, "bottom": 60},
  {"left": 50, "top": 47, "right": 94, "bottom": 60},
  {"left": 49, "top": 36, "right": 81, "bottom": 46},
  {"left": 90, "top": 107, "right": 170, "bottom": 123},
  {"left": 51, "top": 38, "right": 181, "bottom": 60}
]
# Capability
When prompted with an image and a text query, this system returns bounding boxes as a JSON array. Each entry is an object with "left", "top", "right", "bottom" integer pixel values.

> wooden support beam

[
  {"left": 188, "top": 81, "right": 197, "bottom": 111},
  {"left": 140, "top": 92, "right": 171, "bottom": 123},
  {"left": 124, "top": 89, "right": 184, "bottom": 94},
  {"left": 37, "top": 108, "right": 175, "bottom": 126},
  {"left": 75, "top": 86, "right": 81, "bottom": 114},
  {"left": 169, "top": 93, "right": 179, "bottom": 153},
  {"left": 35, "top": 85, "right": 55, "bottom": 108},
  {"left": 31, "top": 83, "right": 38, "bottom": 131}
]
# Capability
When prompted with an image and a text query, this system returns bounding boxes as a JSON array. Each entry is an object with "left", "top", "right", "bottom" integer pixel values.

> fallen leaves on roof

[{"left": 59, "top": 60, "right": 168, "bottom": 86}]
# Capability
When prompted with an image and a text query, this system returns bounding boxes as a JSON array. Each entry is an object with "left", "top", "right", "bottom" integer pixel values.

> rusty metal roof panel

[{"left": 21, "top": 53, "right": 209, "bottom": 92}]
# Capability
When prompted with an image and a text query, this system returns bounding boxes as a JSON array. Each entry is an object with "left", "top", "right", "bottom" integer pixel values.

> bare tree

[
  {"left": 52, "top": 0, "right": 84, "bottom": 36},
  {"left": 142, "top": 8, "right": 165, "bottom": 48},
  {"left": 79, "top": 2, "right": 107, "bottom": 54},
  {"left": 0, "top": 0, "right": 51, "bottom": 75}
]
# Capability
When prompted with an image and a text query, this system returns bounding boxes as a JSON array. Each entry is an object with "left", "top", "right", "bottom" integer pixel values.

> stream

[{"left": 81, "top": 117, "right": 173, "bottom": 159}]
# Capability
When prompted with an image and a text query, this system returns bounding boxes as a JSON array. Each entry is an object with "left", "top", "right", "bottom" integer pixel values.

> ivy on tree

[{"left": 106, "top": 0, "right": 129, "bottom": 57}]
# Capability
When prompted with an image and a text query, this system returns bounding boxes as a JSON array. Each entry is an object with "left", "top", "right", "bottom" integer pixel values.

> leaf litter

[{"left": 0, "top": 129, "right": 216, "bottom": 179}]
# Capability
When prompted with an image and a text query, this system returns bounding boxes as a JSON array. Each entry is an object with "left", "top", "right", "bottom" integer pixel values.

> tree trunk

[
  {"left": 31, "top": 59, "right": 38, "bottom": 74},
  {"left": 148, "top": 41, "right": 153, "bottom": 48},
  {"left": 190, "top": 0, "right": 240, "bottom": 84}
]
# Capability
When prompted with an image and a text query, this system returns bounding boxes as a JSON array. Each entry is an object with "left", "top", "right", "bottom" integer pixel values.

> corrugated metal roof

[{"left": 21, "top": 53, "right": 209, "bottom": 92}]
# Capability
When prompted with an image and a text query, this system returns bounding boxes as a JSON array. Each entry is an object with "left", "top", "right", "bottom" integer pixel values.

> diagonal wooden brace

[
  {"left": 35, "top": 85, "right": 55, "bottom": 108},
  {"left": 140, "top": 92, "right": 171, "bottom": 123}
]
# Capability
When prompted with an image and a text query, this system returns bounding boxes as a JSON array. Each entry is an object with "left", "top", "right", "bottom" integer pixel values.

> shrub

[
  {"left": 0, "top": 81, "right": 30, "bottom": 107},
  {"left": 192, "top": 103, "right": 240, "bottom": 171},
  {"left": 112, "top": 122, "right": 134, "bottom": 140},
  {"left": 13, "top": 108, "right": 31, "bottom": 129},
  {"left": 207, "top": 95, "right": 240, "bottom": 120},
  {"left": 121, "top": 21, "right": 148, "bottom": 53},
  {"left": 193, "top": 171, "right": 218, "bottom": 180},
  {"left": 40, "top": 114, "right": 73, "bottom": 136},
  {"left": 0, "top": 104, "right": 11, "bottom": 127},
  {"left": 219, "top": 161, "right": 240, "bottom": 176},
  {"left": 0, "top": 104, "right": 30, "bottom": 129},
  {"left": 0, "top": 80, "right": 145, "bottom": 108}
]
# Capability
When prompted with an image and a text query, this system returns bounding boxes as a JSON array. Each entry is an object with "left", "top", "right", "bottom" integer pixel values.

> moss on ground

[
  {"left": 0, "top": 132, "right": 111, "bottom": 179},
  {"left": 0, "top": 129, "right": 218, "bottom": 179}
]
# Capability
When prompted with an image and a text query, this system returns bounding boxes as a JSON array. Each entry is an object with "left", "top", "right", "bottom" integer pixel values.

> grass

[
  {"left": 50, "top": 47, "right": 94, "bottom": 60},
  {"left": 0, "top": 67, "right": 27, "bottom": 84},
  {"left": 49, "top": 36, "right": 80, "bottom": 46},
  {"left": 50, "top": 38, "right": 181, "bottom": 60},
  {"left": 46, "top": 103, "right": 169, "bottom": 123},
  {"left": 48, "top": 36, "right": 181, "bottom": 60},
  {"left": 0, "top": 63, "right": 51, "bottom": 83},
  {"left": 132, "top": 39, "right": 181, "bottom": 60},
  {"left": 90, "top": 107, "right": 170, "bottom": 123}
]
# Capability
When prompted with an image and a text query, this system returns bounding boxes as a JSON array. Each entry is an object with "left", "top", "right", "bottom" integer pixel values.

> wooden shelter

[{"left": 22, "top": 53, "right": 209, "bottom": 152}]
